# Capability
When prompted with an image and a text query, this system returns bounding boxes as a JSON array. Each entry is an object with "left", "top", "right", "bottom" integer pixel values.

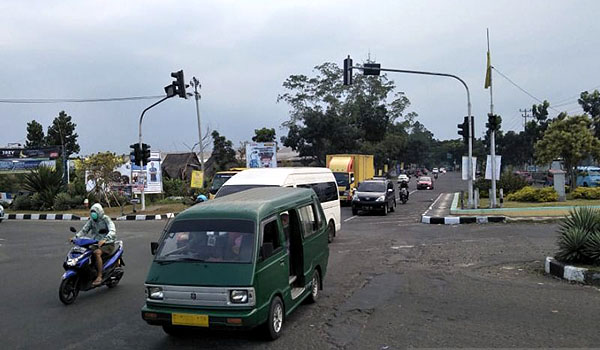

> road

[{"left": 1, "top": 172, "right": 599, "bottom": 349}]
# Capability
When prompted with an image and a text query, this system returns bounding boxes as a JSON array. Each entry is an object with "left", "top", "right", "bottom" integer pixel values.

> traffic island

[
  {"left": 545, "top": 257, "right": 600, "bottom": 286},
  {"left": 421, "top": 215, "right": 505, "bottom": 225}
]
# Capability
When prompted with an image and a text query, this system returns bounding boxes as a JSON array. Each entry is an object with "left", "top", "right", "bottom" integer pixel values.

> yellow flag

[{"left": 484, "top": 50, "right": 492, "bottom": 89}]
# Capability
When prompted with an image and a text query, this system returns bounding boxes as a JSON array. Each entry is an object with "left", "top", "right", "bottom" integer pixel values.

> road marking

[
  {"left": 344, "top": 216, "right": 357, "bottom": 222},
  {"left": 409, "top": 190, "right": 418, "bottom": 195},
  {"left": 391, "top": 245, "right": 414, "bottom": 249},
  {"left": 422, "top": 193, "right": 443, "bottom": 217}
]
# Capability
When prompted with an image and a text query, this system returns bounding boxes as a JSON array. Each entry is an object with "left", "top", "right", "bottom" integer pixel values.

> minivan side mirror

[
  {"left": 69, "top": 226, "right": 77, "bottom": 233},
  {"left": 260, "top": 243, "right": 274, "bottom": 260},
  {"left": 150, "top": 242, "right": 159, "bottom": 255}
]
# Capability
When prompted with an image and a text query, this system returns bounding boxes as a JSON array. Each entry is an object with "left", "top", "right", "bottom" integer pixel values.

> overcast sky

[{"left": 1, "top": 0, "right": 599, "bottom": 155}]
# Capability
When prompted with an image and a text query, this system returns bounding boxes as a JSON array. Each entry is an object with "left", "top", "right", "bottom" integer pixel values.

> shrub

[
  {"left": 53, "top": 192, "right": 72, "bottom": 211},
  {"left": 570, "top": 187, "right": 600, "bottom": 200},
  {"left": 506, "top": 186, "right": 558, "bottom": 202},
  {"left": 69, "top": 195, "right": 85, "bottom": 209},
  {"left": 11, "top": 195, "right": 32, "bottom": 210},
  {"left": 584, "top": 231, "right": 600, "bottom": 263},
  {"left": 556, "top": 227, "right": 590, "bottom": 263},
  {"left": 556, "top": 207, "right": 600, "bottom": 265},
  {"left": 163, "top": 178, "right": 190, "bottom": 197},
  {"left": 23, "top": 167, "right": 65, "bottom": 209},
  {"left": 498, "top": 172, "right": 528, "bottom": 194},
  {"left": 30, "top": 193, "right": 44, "bottom": 210}
]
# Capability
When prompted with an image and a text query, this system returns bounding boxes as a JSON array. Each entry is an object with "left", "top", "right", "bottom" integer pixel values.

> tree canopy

[
  {"left": 25, "top": 120, "right": 45, "bottom": 149},
  {"left": 210, "top": 130, "right": 239, "bottom": 172},
  {"left": 46, "top": 111, "right": 80, "bottom": 156},
  {"left": 252, "top": 128, "right": 276, "bottom": 142}
]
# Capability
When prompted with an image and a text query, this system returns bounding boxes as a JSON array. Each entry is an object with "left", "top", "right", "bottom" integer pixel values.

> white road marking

[
  {"left": 344, "top": 216, "right": 357, "bottom": 222},
  {"left": 422, "top": 193, "right": 443, "bottom": 217},
  {"left": 391, "top": 245, "right": 414, "bottom": 249}
]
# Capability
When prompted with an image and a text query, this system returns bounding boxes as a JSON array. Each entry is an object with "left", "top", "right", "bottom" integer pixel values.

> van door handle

[{"left": 279, "top": 258, "right": 285, "bottom": 265}]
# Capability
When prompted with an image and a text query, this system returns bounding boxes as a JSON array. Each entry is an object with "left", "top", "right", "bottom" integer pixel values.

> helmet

[{"left": 196, "top": 194, "right": 208, "bottom": 203}]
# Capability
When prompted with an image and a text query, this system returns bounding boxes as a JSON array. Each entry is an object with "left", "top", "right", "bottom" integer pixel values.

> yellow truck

[
  {"left": 326, "top": 154, "right": 375, "bottom": 203},
  {"left": 208, "top": 167, "right": 246, "bottom": 199}
]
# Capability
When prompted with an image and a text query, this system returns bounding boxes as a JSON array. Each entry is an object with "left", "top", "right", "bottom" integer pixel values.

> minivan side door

[
  {"left": 297, "top": 199, "right": 327, "bottom": 285},
  {"left": 255, "top": 216, "right": 288, "bottom": 319}
]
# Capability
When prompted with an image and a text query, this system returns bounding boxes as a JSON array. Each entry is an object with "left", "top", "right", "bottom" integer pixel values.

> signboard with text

[{"left": 246, "top": 142, "right": 277, "bottom": 168}]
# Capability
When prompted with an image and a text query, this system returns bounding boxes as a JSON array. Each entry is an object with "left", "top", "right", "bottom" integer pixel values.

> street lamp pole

[
  {"left": 349, "top": 63, "right": 474, "bottom": 207},
  {"left": 190, "top": 77, "right": 205, "bottom": 186}
]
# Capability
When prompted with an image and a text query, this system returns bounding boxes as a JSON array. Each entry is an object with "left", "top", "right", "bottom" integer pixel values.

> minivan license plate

[{"left": 172, "top": 313, "right": 209, "bottom": 327}]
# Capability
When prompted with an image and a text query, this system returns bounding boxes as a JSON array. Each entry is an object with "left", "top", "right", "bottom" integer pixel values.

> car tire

[
  {"left": 389, "top": 200, "right": 396, "bottom": 212},
  {"left": 382, "top": 203, "right": 388, "bottom": 216},
  {"left": 265, "top": 296, "right": 284, "bottom": 340},
  {"left": 327, "top": 221, "right": 335, "bottom": 243},
  {"left": 307, "top": 269, "right": 321, "bottom": 303}
]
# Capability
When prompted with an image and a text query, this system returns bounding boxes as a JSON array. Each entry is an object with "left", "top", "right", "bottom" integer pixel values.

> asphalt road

[{"left": 1, "top": 172, "right": 599, "bottom": 349}]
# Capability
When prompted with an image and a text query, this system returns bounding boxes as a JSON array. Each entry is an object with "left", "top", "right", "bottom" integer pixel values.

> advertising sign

[
  {"left": 132, "top": 152, "right": 163, "bottom": 194},
  {"left": 461, "top": 156, "right": 477, "bottom": 180},
  {"left": 0, "top": 147, "right": 60, "bottom": 159},
  {"left": 190, "top": 170, "right": 204, "bottom": 188},
  {"left": 485, "top": 155, "right": 502, "bottom": 180},
  {"left": 0, "top": 159, "right": 56, "bottom": 172},
  {"left": 246, "top": 142, "right": 277, "bottom": 168}
]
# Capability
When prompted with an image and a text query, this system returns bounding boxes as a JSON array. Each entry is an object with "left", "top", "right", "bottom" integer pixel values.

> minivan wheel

[
  {"left": 327, "top": 221, "right": 335, "bottom": 243},
  {"left": 307, "top": 270, "right": 321, "bottom": 303},
  {"left": 265, "top": 296, "right": 284, "bottom": 340}
]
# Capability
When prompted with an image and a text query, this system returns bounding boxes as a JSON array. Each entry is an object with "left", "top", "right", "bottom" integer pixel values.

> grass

[
  {"left": 6, "top": 202, "right": 188, "bottom": 217},
  {"left": 476, "top": 197, "right": 600, "bottom": 209}
]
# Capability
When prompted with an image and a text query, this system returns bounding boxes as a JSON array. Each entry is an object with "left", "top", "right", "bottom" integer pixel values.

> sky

[{"left": 1, "top": 0, "right": 599, "bottom": 155}]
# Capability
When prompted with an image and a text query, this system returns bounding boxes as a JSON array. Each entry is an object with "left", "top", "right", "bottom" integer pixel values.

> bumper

[
  {"left": 352, "top": 201, "right": 385, "bottom": 210},
  {"left": 417, "top": 184, "right": 432, "bottom": 190},
  {"left": 141, "top": 304, "right": 263, "bottom": 330}
]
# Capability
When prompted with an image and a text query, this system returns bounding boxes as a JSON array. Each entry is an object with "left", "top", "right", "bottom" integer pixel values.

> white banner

[
  {"left": 461, "top": 156, "right": 477, "bottom": 180},
  {"left": 246, "top": 142, "right": 277, "bottom": 168},
  {"left": 485, "top": 155, "right": 502, "bottom": 180},
  {"left": 132, "top": 152, "right": 163, "bottom": 194}
]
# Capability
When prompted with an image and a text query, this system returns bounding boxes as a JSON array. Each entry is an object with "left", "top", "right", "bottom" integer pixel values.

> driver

[{"left": 74, "top": 203, "right": 117, "bottom": 286}]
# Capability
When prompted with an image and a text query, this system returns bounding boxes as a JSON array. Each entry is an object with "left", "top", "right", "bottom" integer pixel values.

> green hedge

[
  {"left": 571, "top": 187, "right": 600, "bottom": 200},
  {"left": 506, "top": 186, "right": 559, "bottom": 202},
  {"left": 475, "top": 171, "right": 529, "bottom": 198}
]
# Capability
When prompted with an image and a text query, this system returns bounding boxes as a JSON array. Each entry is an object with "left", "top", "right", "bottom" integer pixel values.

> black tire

[
  {"left": 162, "top": 325, "right": 187, "bottom": 337},
  {"left": 352, "top": 207, "right": 358, "bottom": 216},
  {"left": 106, "top": 266, "right": 124, "bottom": 288},
  {"left": 382, "top": 203, "right": 388, "bottom": 216},
  {"left": 265, "top": 296, "right": 284, "bottom": 340},
  {"left": 327, "top": 221, "right": 335, "bottom": 243},
  {"left": 59, "top": 276, "right": 79, "bottom": 305},
  {"left": 307, "top": 269, "right": 321, "bottom": 303},
  {"left": 389, "top": 200, "right": 396, "bottom": 212}
]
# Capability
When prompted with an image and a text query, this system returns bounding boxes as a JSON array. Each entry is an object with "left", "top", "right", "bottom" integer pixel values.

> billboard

[
  {"left": 0, "top": 147, "right": 60, "bottom": 173},
  {"left": 246, "top": 142, "right": 277, "bottom": 168},
  {"left": 132, "top": 152, "right": 163, "bottom": 194}
]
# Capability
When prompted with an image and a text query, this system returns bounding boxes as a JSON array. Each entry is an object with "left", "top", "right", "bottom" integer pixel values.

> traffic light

[
  {"left": 165, "top": 70, "right": 188, "bottom": 98},
  {"left": 457, "top": 116, "right": 474, "bottom": 145},
  {"left": 130, "top": 143, "right": 141, "bottom": 166},
  {"left": 343, "top": 56, "right": 353, "bottom": 86},
  {"left": 486, "top": 113, "right": 502, "bottom": 131},
  {"left": 363, "top": 63, "right": 381, "bottom": 76},
  {"left": 141, "top": 143, "right": 151, "bottom": 165}
]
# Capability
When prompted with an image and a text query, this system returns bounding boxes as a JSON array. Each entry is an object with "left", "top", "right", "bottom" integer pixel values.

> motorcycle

[
  {"left": 399, "top": 187, "right": 409, "bottom": 204},
  {"left": 59, "top": 227, "right": 125, "bottom": 305}
]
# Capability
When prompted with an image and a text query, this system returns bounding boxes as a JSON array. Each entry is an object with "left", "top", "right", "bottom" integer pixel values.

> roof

[
  {"left": 175, "top": 187, "right": 316, "bottom": 222},
  {"left": 162, "top": 153, "right": 201, "bottom": 179},
  {"left": 224, "top": 167, "right": 333, "bottom": 186}
]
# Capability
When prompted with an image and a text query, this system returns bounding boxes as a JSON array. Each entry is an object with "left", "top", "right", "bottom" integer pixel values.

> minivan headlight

[
  {"left": 230, "top": 290, "right": 248, "bottom": 304},
  {"left": 376, "top": 195, "right": 385, "bottom": 202},
  {"left": 146, "top": 286, "right": 164, "bottom": 300}
]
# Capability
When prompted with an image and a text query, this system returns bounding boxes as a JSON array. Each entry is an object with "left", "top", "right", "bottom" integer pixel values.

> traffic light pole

[
  {"left": 350, "top": 65, "right": 474, "bottom": 208},
  {"left": 138, "top": 96, "right": 169, "bottom": 211}
]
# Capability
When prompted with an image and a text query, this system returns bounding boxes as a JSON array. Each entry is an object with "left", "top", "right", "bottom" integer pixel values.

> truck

[{"left": 326, "top": 154, "right": 375, "bottom": 203}]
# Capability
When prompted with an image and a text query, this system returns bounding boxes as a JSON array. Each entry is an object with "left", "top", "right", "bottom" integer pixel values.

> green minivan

[{"left": 141, "top": 187, "right": 329, "bottom": 339}]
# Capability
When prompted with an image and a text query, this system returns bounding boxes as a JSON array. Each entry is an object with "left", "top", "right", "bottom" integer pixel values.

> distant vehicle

[
  {"left": 398, "top": 174, "right": 409, "bottom": 183},
  {"left": 326, "top": 154, "right": 375, "bottom": 204},
  {"left": 352, "top": 179, "right": 396, "bottom": 216},
  {"left": 216, "top": 167, "right": 341, "bottom": 243},
  {"left": 576, "top": 166, "right": 600, "bottom": 187},
  {"left": 432, "top": 168, "right": 439, "bottom": 174},
  {"left": 208, "top": 168, "right": 247, "bottom": 199},
  {"left": 440, "top": 167, "right": 446, "bottom": 174},
  {"left": 0, "top": 204, "right": 4, "bottom": 223},
  {"left": 417, "top": 176, "right": 433, "bottom": 190},
  {"left": 514, "top": 171, "right": 534, "bottom": 185}
]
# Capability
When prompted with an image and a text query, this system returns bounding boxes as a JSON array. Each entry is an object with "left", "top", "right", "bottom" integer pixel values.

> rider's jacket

[{"left": 76, "top": 203, "right": 117, "bottom": 243}]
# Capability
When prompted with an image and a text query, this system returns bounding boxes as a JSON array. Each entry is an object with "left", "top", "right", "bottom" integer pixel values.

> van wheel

[
  {"left": 327, "top": 221, "right": 335, "bottom": 243},
  {"left": 307, "top": 270, "right": 321, "bottom": 303},
  {"left": 265, "top": 296, "right": 284, "bottom": 340}
]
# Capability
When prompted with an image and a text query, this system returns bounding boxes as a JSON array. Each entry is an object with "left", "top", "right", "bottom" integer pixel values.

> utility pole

[
  {"left": 520, "top": 108, "right": 532, "bottom": 130},
  {"left": 486, "top": 29, "right": 498, "bottom": 208},
  {"left": 190, "top": 77, "right": 205, "bottom": 186}
]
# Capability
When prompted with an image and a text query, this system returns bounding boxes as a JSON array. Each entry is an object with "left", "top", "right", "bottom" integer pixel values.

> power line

[
  {"left": 492, "top": 66, "right": 559, "bottom": 113},
  {"left": 551, "top": 84, "right": 600, "bottom": 105},
  {"left": 0, "top": 95, "right": 166, "bottom": 104}
]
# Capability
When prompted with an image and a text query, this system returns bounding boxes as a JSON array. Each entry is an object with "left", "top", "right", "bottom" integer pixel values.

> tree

[
  {"left": 535, "top": 114, "right": 600, "bottom": 188},
  {"left": 46, "top": 111, "right": 80, "bottom": 156},
  {"left": 25, "top": 120, "right": 46, "bottom": 149},
  {"left": 80, "top": 152, "right": 125, "bottom": 207},
  {"left": 23, "top": 166, "right": 65, "bottom": 210},
  {"left": 578, "top": 89, "right": 600, "bottom": 137},
  {"left": 210, "top": 131, "right": 239, "bottom": 172},
  {"left": 252, "top": 128, "right": 276, "bottom": 142}
]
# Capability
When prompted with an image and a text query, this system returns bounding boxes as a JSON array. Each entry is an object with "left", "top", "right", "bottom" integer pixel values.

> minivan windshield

[
  {"left": 155, "top": 219, "right": 255, "bottom": 263},
  {"left": 333, "top": 172, "right": 350, "bottom": 187},
  {"left": 209, "top": 173, "right": 234, "bottom": 193},
  {"left": 215, "top": 184, "right": 276, "bottom": 198},
  {"left": 357, "top": 182, "right": 385, "bottom": 192}
]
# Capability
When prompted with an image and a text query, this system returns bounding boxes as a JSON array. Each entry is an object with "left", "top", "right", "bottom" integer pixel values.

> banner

[
  {"left": 132, "top": 152, "right": 163, "bottom": 194},
  {"left": 485, "top": 155, "right": 502, "bottom": 180},
  {"left": 461, "top": 156, "right": 477, "bottom": 180},
  {"left": 246, "top": 142, "right": 277, "bottom": 168},
  {"left": 0, "top": 147, "right": 60, "bottom": 159},
  {"left": 191, "top": 170, "right": 204, "bottom": 188},
  {"left": 0, "top": 159, "right": 55, "bottom": 172}
]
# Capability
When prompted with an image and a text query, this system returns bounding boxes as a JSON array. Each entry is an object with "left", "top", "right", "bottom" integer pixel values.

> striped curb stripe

[
  {"left": 545, "top": 257, "right": 600, "bottom": 286},
  {"left": 115, "top": 213, "right": 177, "bottom": 221},
  {"left": 421, "top": 215, "right": 505, "bottom": 224},
  {"left": 4, "top": 213, "right": 81, "bottom": 221}
]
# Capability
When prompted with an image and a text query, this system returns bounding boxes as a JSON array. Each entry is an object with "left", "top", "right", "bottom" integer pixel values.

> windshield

[
  {"left": 358, "top": 182, "right": 386, "bottom": 192},
  {"left": 333, "top": 172, "right": 350, "bottom": 187},
  {"left": 155, "top": 219, "right": 255, "bottom": 263},
  {"left": 210, "top": 174, "right": 234, "bottom": 193},
  {"left": 419, "top": 177, "right": 431, "bottom": 182},
  {"left": 215, "top": 184, "right": 277, "bottom": 198}
]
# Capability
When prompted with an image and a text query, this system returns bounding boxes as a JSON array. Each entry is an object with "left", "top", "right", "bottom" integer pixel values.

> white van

[{"left": 215, "top": 167, "right": 342, "bottom": 242}]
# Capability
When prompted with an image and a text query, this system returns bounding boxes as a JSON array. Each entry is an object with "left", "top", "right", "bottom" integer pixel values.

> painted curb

[
  {"left": 115, "top": 213, "right": 177, "bottom": 221},
  {"left": 545, "top": 256, "right": 600, "bottom": 286},
  {"left": 421, "top": 215, "right": 505, "bottom": 225},
  {"left": 2, "top": 213, "right": 178, "bottom": 221}
]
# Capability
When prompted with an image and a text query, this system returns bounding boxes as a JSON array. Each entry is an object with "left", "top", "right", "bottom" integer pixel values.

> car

[
  {"left": 514, "top": 171, "right": 534, "bottom": 185},
  {"left": 417, "top": 176, "right": 434, "bottom": 190},
  {"left": 398, "top": 174, "right": 409, "bottom": 183},
  {"left": 351, "top": 179, "right": 396, "bottom": 215},
  {"left": 432, "top": 168, "right": 439, "bottom": 174},
  {"left": 0, "top": 204, "right": 3, "bottom": 223},
  {"left": 440, "top": 167, "right": 446, "bottom": 174}
]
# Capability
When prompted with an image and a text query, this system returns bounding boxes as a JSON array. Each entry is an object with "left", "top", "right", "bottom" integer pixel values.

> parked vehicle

[
  {"left": 215, "top": 167, "right": 341, "bottom": 243},
  {"left": 141, "top": 187, "right": 329, "bottom": 340},
  {"left": 351, "top": 179, "right": 396, "bottom": 215},
  {"left": 59, "top": 227, "right": 125, "bottom": 305},
  {"left": 576, "top": 166, "right": 600, "bottom": 187},
  {"left": 326, "top": 154, "right": 375, "bottom": 204},
  {"left": 417, "top": 176, "right": 434, "bottom": 190},
  {"left": 208, "top": 167, "right": 247, "bottom": 199}
]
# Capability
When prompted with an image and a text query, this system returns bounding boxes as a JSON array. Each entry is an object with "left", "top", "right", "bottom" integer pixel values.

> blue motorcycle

[{"left": 59, "top": 227, "right": 125, "bottom": 305}]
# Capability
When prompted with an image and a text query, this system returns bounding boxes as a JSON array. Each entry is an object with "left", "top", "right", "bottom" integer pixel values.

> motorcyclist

[
  {"left": 399, "top": 180, "right": 409, "bottom": 199},
  {"left": 74, "top": 203, "right": 117, "bottom": 286},
  {"left": 196, "top": 194, "right": 208, "bottom": 203}
]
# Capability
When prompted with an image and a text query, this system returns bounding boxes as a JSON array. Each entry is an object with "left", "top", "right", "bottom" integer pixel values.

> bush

[
  {"left": 474, "top": 172, "right": 529, "bottom": 199},
  {"left": 506, "top": 186, "right": 558, "bottom": 202},
  {"left": 556, "top": 207, "right": 600, "bottom": 265},
  {"left": 11, "top": 195, "right": 32, "bottom": 210},
  {"left": 570, "top": 187, "right": 600, "bottom": 200},
  {"left": 69, "top": 195, "right": 85, "bottom": 209},
  {"left": 30, "top": 193, "right": 44, "bottom": 210},
  {"left": 163, "top": 178, "right": 190, "bottom": 197},
  {"left": 53, "top": 192, "right": 72, "bottom": 211}
]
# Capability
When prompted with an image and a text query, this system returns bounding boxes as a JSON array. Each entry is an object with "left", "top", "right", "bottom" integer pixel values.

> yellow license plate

[{"left": 172, "top": 313, "right": 209, "bottom": 327}]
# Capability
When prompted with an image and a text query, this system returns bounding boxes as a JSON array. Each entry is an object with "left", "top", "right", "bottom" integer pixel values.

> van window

[
  {"left": 298, "top": 204, "right": 320, "bottom": 238},
  {"left": 298, "top": 181, "right": 339, "bottom": 203},
  {"left": 215, "top": 184, "right": 277, "bottom": 198},
  {"left": 260, "top": 218, "right": 282, "bottom": 259}
]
